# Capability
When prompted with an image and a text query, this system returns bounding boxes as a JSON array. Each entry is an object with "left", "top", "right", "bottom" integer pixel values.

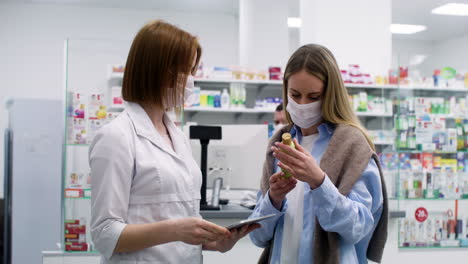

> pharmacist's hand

[
  {"left": 174, "top": 218, "right": 230, "bottom": 245},
  {"left": 272, "top": 138, "right": 325, "bottom": 189},
  {"left": 203, "top": 224, "right": 261, "bottom": 253},
  {"left": 268, "top": 171, "right": 297, "bottom": 210}
]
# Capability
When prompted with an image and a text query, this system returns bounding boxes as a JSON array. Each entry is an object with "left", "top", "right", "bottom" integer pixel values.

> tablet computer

[{"left": 225, "top": 214, "right": 277, "bottom": 230}]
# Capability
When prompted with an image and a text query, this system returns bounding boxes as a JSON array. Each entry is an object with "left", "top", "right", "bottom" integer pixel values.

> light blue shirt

[{"left": 249, "top": 123, "right": 383, "bottom": 264}]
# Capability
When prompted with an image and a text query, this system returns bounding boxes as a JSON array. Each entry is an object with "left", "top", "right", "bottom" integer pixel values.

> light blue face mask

[{"left": 286, "top": 95, "right": 322, "bottom": 128}]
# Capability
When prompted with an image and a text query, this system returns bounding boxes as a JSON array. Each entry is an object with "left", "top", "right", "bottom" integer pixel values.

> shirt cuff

[
  {"left": 96, "top": 221, "right": 127, "bottom": 260},
  {"left": 258, "top": 190, "right": 287, "bottom": 215},
  {"left": 310, "top": 175, "right": 339, "bottom": 208}
]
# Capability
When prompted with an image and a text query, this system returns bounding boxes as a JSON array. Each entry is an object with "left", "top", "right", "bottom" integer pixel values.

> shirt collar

[
  {"left": 124, "top": 101, "right": 182, "bottom": 158},
  {"left": 290, "top": 122, "right": 335, "bottom": 140}
]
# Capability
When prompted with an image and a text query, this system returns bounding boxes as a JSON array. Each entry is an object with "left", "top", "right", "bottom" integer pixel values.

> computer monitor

[{"left": 185, "top": 124, "right": 268, "bottom": 190}]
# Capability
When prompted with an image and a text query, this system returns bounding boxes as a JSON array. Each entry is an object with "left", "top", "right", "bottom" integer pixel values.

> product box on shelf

[
  {"left": 65, "top": 188, "right": 84, "bottom": 198},
  {"left": 111, "top": 86, "right": 124, "bottom": 108},
  {"left": 210, "top": 66, "right": 232, "bottom": 79},
  {"left": 268, "top": 67, "right": 282, "bottom": 80},
  {"left": 68, "top": 172, "right": 85, "bottom": 188},
  {"left": 108, "top": 64, "right": 124, "bottom": 78},
  {"left": 65, "top": 243, "right": 88, "bottom": 251},
  {"left": 71, "top": 118, "right": 87, "bottom": 144},
  {"left": 89, "top": 94, "right": 105, "bottom": 119},
  {"left": 399, "top": 207, "right": 467, "bottom": 248},
  {"left": 64, "top": 219, "right": 89, "bottom": 251},
  {"left": 69, "top": 92, "right": 86, "bottom": 119}
]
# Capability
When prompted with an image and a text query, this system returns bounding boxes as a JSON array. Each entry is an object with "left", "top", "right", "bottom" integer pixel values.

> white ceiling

[
  {"left": 3, "top": 0, "right": 468, "bottom": 41},
  {"left": 392, "top": 0, "right": 468, "bottom": 41},
  {"left": 1, "top": 0, "right": 239, "bottom": 15}
]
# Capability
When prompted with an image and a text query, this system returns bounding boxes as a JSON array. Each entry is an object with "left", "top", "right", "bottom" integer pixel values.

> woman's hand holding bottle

[{"left": 272, "top": 138, "right": 325, "bottom": 189}]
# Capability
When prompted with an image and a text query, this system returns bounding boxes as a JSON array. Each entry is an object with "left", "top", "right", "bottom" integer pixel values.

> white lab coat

[{"left": 89, "top": 102, "right": 203, "bottom": 264}]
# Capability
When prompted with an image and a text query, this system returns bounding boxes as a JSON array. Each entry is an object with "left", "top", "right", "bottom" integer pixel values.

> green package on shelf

[
  {"left": 461, "top": 239, "right": 468, "bottom": 247},
  {"left": 423, "top": 189, "right": 440, "bottom": 199},
  {"left": 396, "top": 116, "right": 409, "bottom": 131}
]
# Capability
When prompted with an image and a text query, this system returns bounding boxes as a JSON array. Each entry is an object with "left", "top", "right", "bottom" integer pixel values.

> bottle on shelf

[
  {"left": 214, "top": 94, "right": 221, "bottom": 108},
  {"left": 221, "top": 89, "right": 230, "bottom": 109},
  {"left": 239, "top": 85, "right": 246, "bottom": 108}
]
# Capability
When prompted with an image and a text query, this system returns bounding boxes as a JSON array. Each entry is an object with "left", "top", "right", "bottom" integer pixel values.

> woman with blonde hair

[
  {"left": 249, "top": 44, "right": 388, "bottom": 263},
  {"left": 90, "top": 20, "right": 258, "bottom": 264}
]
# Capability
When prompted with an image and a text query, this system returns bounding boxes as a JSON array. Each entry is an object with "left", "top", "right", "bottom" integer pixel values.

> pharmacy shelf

[
  {"left": 401, "top": 114, "right": 468, "bottom": 120},
  {"left": 194, "top": 78, "right": 282, "bottom": 85},
  {"left": 109, "top": 72, "right": 124, "bottom": 79},
  {"left": 194, "top": 78, "right": 396, "bottom": 90},
  {"left": 43, "top": 251, "right": 100, "bottom": 256},
  {"left": 390, "top": 197, "right": 468, "bottom": 201},
  {"left": 184, "top": 107, "right": 393, "bottom": 117},
  {"left": 184, "top": 107, "right": 275, "bottom": 114},
  {"left": 194, "top": 79, "right": 468, "bottom": 92},
  {"left": 399, "top": 246, "right": 468, "bottom": 249},
  {"left": 399, "top": 86, "right": 468, "bottom": 93},
  {"left": 356, "top": 112, "right": 393, "bottom": 117},
  {"left": 66, "top": 144, "right": 90, "bottom": 147},
  {"left": 346, "top": 83, "right": 398, "bottom": 90},
  {"left": 395, "top": 150, "right": 468, "bottom": 154},
  {"left": 373, "top": 141, "right": 395, "bottom": 146},
  {"left": 109, "top": 73, "right": 468, "bottom": 93}
]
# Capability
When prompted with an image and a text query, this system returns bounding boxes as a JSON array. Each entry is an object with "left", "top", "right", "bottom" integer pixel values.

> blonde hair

[{"left": 283, "top": 44, "right": 375, "bottom": 151}]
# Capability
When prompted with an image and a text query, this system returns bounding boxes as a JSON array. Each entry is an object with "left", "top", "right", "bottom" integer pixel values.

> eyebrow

[{"left": 290, "top": 88, "right": 321, "bottom": 95}]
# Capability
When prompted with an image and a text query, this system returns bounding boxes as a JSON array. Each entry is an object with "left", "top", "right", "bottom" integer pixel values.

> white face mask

[
  {"left": 286, "top": 95, "right": 322, "bottom": 128},
  {"left": 184, "top": 75, "right": 195, "bottom": 102},
  {"left": 165, "top": 75, "right": 195, "bottom": 108}
]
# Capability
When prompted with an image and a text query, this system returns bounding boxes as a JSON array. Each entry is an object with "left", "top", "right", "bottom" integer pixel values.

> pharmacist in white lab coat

[{"left": 89, "top": 20, "right": 259, "bottom": 264}]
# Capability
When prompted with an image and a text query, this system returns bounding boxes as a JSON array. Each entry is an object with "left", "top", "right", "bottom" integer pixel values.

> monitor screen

[{"left": 186, "top": 124, "right": 268, "bottom": 190}]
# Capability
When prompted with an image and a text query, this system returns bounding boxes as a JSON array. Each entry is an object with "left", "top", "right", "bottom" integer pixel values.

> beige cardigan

[{"left": 258, "top": 124, "right": 388, "bottom": 264}]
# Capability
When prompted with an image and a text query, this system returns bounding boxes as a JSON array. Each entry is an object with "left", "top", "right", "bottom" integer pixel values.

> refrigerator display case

[{"left": 3, "top": 99, "right": 63, "bottom": 263}]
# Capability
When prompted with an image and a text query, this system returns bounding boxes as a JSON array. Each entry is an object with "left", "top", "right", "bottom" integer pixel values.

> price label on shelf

[
  {"left": 415, "top": 207, "right": 428, "bottom": 222},
  {"left": 65, "top": 188, "right": 83, "bottom": 198}
]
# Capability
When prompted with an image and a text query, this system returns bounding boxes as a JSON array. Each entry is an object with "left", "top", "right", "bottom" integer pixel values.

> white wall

[
  {"left": 392, "top": 34, "right": 468, "bottom": 78},
  {"left": 392, "top": 38, "right": 435, "bottom": 77},
  {"left": 0, "top": 2, "right": 239, "bottom": 197},
  {"left": 300, "top": 0, "right": 392, "bottom": 76},
  {"left": 431, "top": 34, "right": 468, "bottom": 74},
  {"left": 239, "top": 0, "right": 289, "bottom": 70}
]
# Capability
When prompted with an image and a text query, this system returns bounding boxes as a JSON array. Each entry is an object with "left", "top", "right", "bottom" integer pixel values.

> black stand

[
  {"left": 190, "top": 126, "right": 222, "bottom": 211},
  {"left": 199, "top": 139, "right": 219, "bottom": 210}
]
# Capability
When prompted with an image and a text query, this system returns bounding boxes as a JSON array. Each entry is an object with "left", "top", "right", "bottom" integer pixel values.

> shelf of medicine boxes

[
  {"left": 109, "top": 72, "right": 468, "bottom": 93},
  {"left": 64, "top": 188, "right": 91, "bottom": 200},
  {"left": 109, "top": 105, "right": 394, "bottom": 118},
  {"left": 390, "top": 198, "right": 468, "bottom": 201},
  {"left": 193, "top": 78, "right": 400, "bottom": 90},
  {"left": 193, "top": 78, "right": 468, "bottom": 93}
]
